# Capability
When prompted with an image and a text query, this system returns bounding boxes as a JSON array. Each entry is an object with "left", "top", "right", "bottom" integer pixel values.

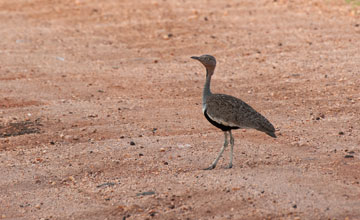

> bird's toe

[
  {"left": 225, "top": 164, "right": 233, "bottom": 169},
  {"left": 203, "top": 165, "right": 216, "bottom": 170}
]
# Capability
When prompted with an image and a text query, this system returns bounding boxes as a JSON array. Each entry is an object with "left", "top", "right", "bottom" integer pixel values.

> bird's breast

[{"left": 202, "top": 103, "right": 207, "bottom": 113}]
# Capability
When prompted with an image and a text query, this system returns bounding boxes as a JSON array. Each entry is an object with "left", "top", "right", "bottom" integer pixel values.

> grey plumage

[
  {"left": 206, "top": 94, "right": 276, "bottom": 137},
  {"left": 191, "top": 54, "right": 276, "bottom": 170}
]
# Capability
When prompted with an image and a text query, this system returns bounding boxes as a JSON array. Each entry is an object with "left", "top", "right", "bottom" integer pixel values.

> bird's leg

[
  {"left": 225, "top": 130, "right": 234, "bottom": 169},
  {"left": 204, "top": 131, "right": 229, "bottom": 170}
]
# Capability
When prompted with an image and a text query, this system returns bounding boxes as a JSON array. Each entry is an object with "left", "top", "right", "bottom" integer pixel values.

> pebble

[
  {"left": 149, "top": 210, "right": 157, "bottom": 217},
  {"left": 136, "top": 191, "right": 155, "bottom": 196},
  {"left": 130, "top": 141, "right": 135, "bottom": 145},
  {"left": 152, "top": 128, "right": 157, "bottom": 134},
  {"left": 56, "top": 56, "right": 65, "bottom": 61},
  {"left": 162, "top": 33, "right": 173, "bottom": 40},
  {"left": 68, "top": 176, "right": 76, "bottom": 182},
  {"left": 96, "top": 182, "right": 115, "bottom": 188},
  {"left": 177, "top": 144, "right": 191, "bottom": 148},
  {"left": 344, "top": 155, "right": 354, "bottom": 158},
  {"left": 35, "top": 203, "right": 41, "bottom": 209}
]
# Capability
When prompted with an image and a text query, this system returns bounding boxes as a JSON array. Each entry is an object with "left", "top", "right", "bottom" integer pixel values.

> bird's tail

[
  {"left": 265, "top": 131, "right": 277, "bottom": 138},
  {"left": 256, "top": 116, "right": 277, "bottom": 138}
]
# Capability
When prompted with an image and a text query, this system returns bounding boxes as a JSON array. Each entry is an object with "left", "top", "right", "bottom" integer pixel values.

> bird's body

[
  {"left": 191, "top": 54, "right": 276, "bottom": 170},
  {"left": 204, "top": 93, "right": 276, "bottom": 137}
]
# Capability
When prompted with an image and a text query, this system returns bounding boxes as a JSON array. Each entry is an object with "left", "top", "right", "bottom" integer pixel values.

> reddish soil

[{"left": 1, "top": 0, "right": 360, "bottom": 219}]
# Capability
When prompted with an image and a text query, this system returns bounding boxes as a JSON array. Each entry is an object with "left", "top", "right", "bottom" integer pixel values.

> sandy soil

[{"left": 1, "top": 0, "right": 360, "bottom": 219}]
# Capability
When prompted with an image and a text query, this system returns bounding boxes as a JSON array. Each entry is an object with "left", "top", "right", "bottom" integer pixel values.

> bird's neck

[{"left": 202, "top": 68, "right": 213, "bottom": 111}]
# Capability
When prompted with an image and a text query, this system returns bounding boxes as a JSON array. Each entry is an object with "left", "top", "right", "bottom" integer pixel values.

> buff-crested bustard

[{"left": 191, "top": 54, "right": 276, "bottom": 170}]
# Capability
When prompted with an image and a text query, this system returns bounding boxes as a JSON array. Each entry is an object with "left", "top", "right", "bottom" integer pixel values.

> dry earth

[{"left": 1, "top": 0, "right": 360, "bottom": 219}]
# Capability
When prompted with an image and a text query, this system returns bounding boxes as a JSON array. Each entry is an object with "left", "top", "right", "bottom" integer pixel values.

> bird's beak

[{"left": 191, "top": 56, "right": 199, "bottom": 60}]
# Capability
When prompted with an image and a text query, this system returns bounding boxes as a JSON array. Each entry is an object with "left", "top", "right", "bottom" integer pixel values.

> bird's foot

[
  {"left": 203, "top": 164, "right": 216, "bottom": 170},
  {"left": 224, "top": 164, "right": 233, "bottom": 169}
]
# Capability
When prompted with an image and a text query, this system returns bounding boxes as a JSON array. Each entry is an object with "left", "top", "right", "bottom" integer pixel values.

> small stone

[
  {"left": 56, "top": 56, "right": 65, "bottom": 61},
  {"left": 149, "top": 210, "right": 157, "bottom": 217},
  {"left": 137, "top": 191, "right": 155, "bottom": 196},
  {"left": 344, "top": 155, "right": 354, "bottom": 158},
  {"left": 162, "top": 33, "right": 173, "bottom": 40},
  {"left": 130, "top": 141, "right": 135, "bottom": 146},
  {"left": 96, "top": 182, "right": 115, "bottom": 188},
  {"left": 293, "top": 204, "right": 297, "bottom": 208},
  {"left": 160, "top": 148, "right": 165, "bottom": 152},
  {"left": 139, "top": 153, "right": 144, "bottom": 157},
  {"left": 339, "top": 131, "right": 344, "bottom": 135},
  {"left": 68, "top": 176, "right": 76, "bottom": 182}
]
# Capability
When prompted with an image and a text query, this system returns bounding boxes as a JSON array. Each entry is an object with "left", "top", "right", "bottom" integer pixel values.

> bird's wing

[{"left": 206, "top": 94, "right": 275, "bottom": 132}]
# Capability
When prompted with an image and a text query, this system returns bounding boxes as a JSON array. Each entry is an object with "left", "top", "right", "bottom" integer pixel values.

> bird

[{"left": 191, "top": 54, "right": 276, "bottom": 170}]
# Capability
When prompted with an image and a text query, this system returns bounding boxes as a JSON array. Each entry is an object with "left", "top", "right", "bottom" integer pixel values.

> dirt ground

[{"left": 1, "top": 0, "right": 360, "bottom": 219}]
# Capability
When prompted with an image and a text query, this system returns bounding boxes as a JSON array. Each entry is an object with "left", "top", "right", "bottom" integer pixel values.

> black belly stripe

[{"left": 204, "top": 109, "right": 239, "bottom": 131}]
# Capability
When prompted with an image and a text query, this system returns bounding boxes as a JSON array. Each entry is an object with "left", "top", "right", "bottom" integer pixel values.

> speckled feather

[{"left": 205, "top": 93, "right": 276, "bottom": 137}]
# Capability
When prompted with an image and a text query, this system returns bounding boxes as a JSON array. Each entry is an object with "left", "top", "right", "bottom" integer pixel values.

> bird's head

[{"left": 191, "top": 55, "right": 216, "bottom": 71}]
